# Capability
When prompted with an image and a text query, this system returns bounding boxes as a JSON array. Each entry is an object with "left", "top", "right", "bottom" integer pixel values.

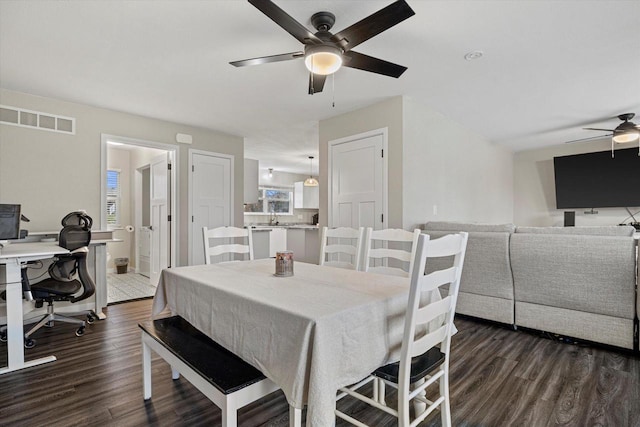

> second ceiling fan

[
  {"left": 230, "top": 0, "right": 415, "bottom": 94},
  {"left": 565, "top": 113, "right": 640, "bottom": 157}
]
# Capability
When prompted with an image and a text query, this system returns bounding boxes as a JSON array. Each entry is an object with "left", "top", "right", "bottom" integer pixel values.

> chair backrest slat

[
  {"left": 419, "top": 266, "right": 458, "bottom": 293},
  {"left": 411, "top": 324, "right": 448, "bottom": 358},
  {"left": 367, "top": 247, "right": 413, "bottom": 262},
  {"left": 414, "top": 295, "right": 452, "bottom": 329},
  {"left": 324, "top": 244, "right": 358, "bottom": 255},
  {"left": 203, "top": 226, "right": 254, "bottom": 264},
  {"left": 319, "top": 227, "right": 364, "bottom": 270},
  {"left": 208, "top": 244, "right": 251, "bottom": 257},
  {"left": 363, "top": 228, "right": 421, "bottom": 277}
]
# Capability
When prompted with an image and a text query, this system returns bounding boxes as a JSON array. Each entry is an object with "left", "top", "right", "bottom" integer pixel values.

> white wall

[
  {"left": 0, "top": 88, "right": 244, "bottom": 266},
  {"left": 319, "top": 96, "right": 514, "bottom": 231},
  {"left": 402, "top": 97, "right": 514, "bottom": 229},
  {"left": 514, "top": 140, "right": 639, "bottom": 226},
  {"left": 319, "top": 96, "right": 404, "bottom": 229}
]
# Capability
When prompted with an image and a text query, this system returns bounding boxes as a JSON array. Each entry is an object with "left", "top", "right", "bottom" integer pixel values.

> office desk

[
  {"left": 152, "top": 260, "right": 419, "bottom": 427},
  {"left": 0, "top": 242, "right": 69, "bottom": 374}
]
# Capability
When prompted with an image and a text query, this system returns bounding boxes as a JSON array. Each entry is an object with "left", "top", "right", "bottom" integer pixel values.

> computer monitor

[{"left": 0, "top": 204, "right": 21, "bottom": 240}]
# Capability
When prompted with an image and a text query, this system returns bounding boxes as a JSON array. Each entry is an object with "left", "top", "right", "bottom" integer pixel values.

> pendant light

[{"left": 304, "top": 156, "right": 318, "bottom": 187}]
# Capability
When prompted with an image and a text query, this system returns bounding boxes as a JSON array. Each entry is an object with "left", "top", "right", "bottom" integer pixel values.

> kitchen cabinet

[
  {"left": 294, "top": 181, "right": 319, "bottom": 209},
  {"left": 251, "top": 229, "right": 270, "bottom": 259},
  {"left": 269, "top": 228, "right": 287, "bottom": 257},
  {"left": 286, "top": 227, "right": 320, "bottom": 264},
  {"left": 244, "top": 158, "right": 259, "bottom": 204}
]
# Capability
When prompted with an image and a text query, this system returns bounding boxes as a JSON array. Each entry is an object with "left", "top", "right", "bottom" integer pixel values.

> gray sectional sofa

[
  {"left": 423, "top": 221, "right": 639, "bottom": 350},
  {"left": 422, "top": 222, "right": 516, "bottom": 325}
]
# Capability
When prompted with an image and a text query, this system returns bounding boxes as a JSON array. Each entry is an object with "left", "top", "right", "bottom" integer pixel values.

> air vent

[{"left": 0, "top": 105, "right": 75, "bottom": 135}]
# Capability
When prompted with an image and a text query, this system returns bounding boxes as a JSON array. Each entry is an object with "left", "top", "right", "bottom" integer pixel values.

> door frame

[
  {"left": 134, "top": 164, "right": 150, "bottom": 275},
  {"left": 327, "top": 127, "right": 388, "bottom": 229},
  {"left": 100, "top": 134, "right": 179, "bottom": 269},
  {"left": 187, "top": 149, "right": 235, "bottom": 266}
]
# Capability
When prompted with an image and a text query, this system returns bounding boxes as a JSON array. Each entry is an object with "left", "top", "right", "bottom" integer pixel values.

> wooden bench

[{"left": 140, "top": 316, "right": 280, "bottom": 427}]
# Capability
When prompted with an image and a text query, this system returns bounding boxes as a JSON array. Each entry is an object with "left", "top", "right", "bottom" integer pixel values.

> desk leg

[
  {"left": 93, "top": 244, "right": 107, "bottom": 320},
  {"left": 0, "top": 260, "right": 56, "bottom": 375},
  {"left": 289, "top": 406, "right": 302, "bottom": 427}
]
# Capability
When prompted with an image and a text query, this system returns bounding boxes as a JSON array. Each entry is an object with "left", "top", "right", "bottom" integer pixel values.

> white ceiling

[{"left": 1, "top": 0, "right": 639, "bottom": 174}]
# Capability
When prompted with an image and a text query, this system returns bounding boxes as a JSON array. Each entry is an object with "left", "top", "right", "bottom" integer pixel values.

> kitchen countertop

[{"left": 247, "top": 224, "right": 319, "bottom": 230}]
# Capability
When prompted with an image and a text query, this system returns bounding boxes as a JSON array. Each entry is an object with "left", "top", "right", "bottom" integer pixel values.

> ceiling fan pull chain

[
  {"left": 311, "top": 57, "right": 315, "bottom": 94},
  {"left": 332, "top": 73, "right": 335, "bottom": 108}
]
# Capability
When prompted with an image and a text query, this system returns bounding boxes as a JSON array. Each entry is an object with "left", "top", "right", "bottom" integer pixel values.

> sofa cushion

[
  {"left": 423, "top": 230, "right": 514, "bottom": 300},
  {"left": 515, "top": 225, "right": 635, "bottom": 237},
  {"left": 425, "top": 221, "right": 516, "bottom": 233},
  {"left": 510, "top": 233, "right": 636, "bottom": 319}
]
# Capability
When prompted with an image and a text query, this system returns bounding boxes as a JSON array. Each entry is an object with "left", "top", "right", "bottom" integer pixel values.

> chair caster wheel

[
  {"left": 0, "top": 331, "right": 7, "bottom": 343},
  {"left": 25, "top": 338, "right": 36, "bottom": 349},
  {"left": 86, "top": 315, "right": 95, "bottom": 325},
  {"left": 45, "top": 321, "right": 54, "bottom": 328},
  {"left": 76, "top": 327, "right": 85, "bottom": 337}
]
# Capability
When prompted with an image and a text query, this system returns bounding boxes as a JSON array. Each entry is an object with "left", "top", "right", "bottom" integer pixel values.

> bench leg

[
  {"left": 289, "top": 406, "right": 302, "bottom": 427},
  {"left": 171, "top": 366, "right": 180, "bottom": 380},
  {"left": 142, "top": 337, "right": 152, "bottom": 400},
  {"left": 222, "top": 398, "right": 238, "bottom": 427}
]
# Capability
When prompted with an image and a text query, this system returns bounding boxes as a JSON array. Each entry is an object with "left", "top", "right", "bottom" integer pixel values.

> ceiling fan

[
  {"left": 564, "top": 113, "right": 640, "bottom": 157},
  {"left": 230, "top": 0, "right": 415, "bottom": 95}
]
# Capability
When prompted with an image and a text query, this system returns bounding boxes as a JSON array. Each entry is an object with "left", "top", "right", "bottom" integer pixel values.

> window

[
  {"left": 106, "top": 169, "right": 121, "bottom": 226},
  {"left": 244, "top": 187, "right": 293, "bottom": 215}
]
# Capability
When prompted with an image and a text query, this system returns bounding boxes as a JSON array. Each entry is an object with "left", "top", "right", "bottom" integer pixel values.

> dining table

[{"left": 152, "top": 259, "right": 427, "bottom": 427}]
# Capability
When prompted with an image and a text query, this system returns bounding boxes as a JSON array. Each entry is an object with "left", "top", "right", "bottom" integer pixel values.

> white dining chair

[
  {"left": 362, "top": 228, "right": 422, "bottom": 277},
  {"left": 336, "top": 231, "right": 469, "bottom": 427},
  {"left": 202, "top": 226, "right": 254, "bottom": 265},
  {"left": 362, "top": 227, "right": 422, "bottom": 402},
  {"left": 319, "top": 227, "right": 364, "bottom": 270}
]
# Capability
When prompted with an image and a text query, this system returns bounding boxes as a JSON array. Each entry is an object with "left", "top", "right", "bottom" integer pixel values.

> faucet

[{"left": 269, "top": 211, "right": 279, "bottom": 226}]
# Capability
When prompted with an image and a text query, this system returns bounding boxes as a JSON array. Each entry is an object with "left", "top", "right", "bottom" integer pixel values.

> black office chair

[{"left": 0, "top": 211, "right": 97, "bottom": 348}]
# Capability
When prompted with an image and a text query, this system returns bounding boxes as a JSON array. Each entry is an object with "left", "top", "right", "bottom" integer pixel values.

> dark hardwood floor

[{"left": 1, "top": 299, "right": 638, "bottom": 426}]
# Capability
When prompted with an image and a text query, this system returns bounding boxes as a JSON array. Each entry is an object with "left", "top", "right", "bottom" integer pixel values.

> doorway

[{"left": 101, "top": 134, "right": 178, "bottom": 304}]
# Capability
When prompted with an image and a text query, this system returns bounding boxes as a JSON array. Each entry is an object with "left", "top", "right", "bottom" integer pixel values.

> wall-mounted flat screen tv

[{"left": 554, "top": 147, "right": 640, "bottom": 209}]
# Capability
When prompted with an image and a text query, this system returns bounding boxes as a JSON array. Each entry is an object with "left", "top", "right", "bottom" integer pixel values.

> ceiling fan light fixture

[
  {"left": 612, "top": 120, "right": 640, "bottom": 144},
  {"left": 304, "top": 45, "right": 342, "bottom": 75},
  {"left": 613, "top": 131, "right": 640, "bottom": 144}
]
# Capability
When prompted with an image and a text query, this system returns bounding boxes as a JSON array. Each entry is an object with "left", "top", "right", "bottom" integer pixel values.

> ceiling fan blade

[
  {"left": 230, "top": 51, "right": 304, "bottom": 67},
  {"left": 248, "top": 0, "right": 322, "bottom": 45},
  {"left": 308, "top": 73, "right": 327, "bottom": 95},
  {"left": 343, "top": 51, "right": 407, "bottom": 78},
  {"left": 331, "top": 0, "right": 415, "bottom": 51},
  {"left": 564, "top": 134, "right": 612, "bottom": 144},
  {"left": 583, "top": 127, "right": 615, "bottom": 132}
]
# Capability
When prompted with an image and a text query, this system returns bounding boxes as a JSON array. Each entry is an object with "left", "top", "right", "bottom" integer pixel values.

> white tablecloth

[{"left": 152, "top": 259, "right": 415, "bottom": 427}]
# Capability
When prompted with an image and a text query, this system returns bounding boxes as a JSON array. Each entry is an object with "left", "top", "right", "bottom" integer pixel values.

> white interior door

[
  {"left": 191, "top": 152, "right": 232, "bottom": 265},
  {"left": 330, "top": 131, "right": 386, "bottom": 230},
  {"left": 150, "top": 153, "right": 170, "bottom": 286}
]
